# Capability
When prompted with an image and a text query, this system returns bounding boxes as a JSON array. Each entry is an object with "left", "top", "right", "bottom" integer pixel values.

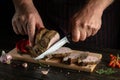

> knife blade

[{"left": 34, "top": 36, "right": 70, "bottom": 60}]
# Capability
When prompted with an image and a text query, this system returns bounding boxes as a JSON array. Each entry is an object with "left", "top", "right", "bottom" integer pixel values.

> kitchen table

[{"left": 0, "top": 44, "right": 120, "bottom": 80}]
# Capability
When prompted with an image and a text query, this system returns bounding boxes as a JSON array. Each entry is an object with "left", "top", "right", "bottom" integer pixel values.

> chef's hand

[
  {"left": 12, "top": 0, "right": 45, "bottom": 46},
  {"left": 71, "top": 8, "right": 102, "bottom": 42},
  {"left": 70, "top": 0, "right": 113, "bottom": 42}
]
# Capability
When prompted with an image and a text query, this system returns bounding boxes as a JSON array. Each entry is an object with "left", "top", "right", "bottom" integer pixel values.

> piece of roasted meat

[{"left": 26, "top": 28, "right": 60, "bottom": 57}]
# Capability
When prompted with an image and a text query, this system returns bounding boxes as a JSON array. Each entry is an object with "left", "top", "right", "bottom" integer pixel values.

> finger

[
  {"left": 22, "top": 20, "right": 28, "bottom": 35},
  {"left": 20, "top": 17, "right": 28, "bottom": 35},
  {"left": 27, "top": 19, "right": 35, "bottom": 46},
  {"left": 86, "top": 25, "right": 92, "bottom": 37},
  {"left": 72, "top": 26, "right": 80, "bottom": 42},
  {"left": 16, "top": 20, "right": 25, "bottom": 35},
  {"left": 79, "top": 29, "right": 87, "bottom": 41},
  {"left": 12, "top": 20, "right": 19, "bottom": 34},
  {"left": 91, "top": 28, "right": 98, "bottom": 36},
  {"left": 91, "top": 24, "right": 101, "bottom": 36}
]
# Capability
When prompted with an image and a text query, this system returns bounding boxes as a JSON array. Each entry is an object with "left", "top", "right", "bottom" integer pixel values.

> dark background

[
  {"left": 0, "top": 0, "right": 120, "bottom": 50},
  {"left": 0, "top": 0, "right": 15, "bottom": 50},
  {"left": 0, "top": 0, "right": 27, "bottom": 50}
]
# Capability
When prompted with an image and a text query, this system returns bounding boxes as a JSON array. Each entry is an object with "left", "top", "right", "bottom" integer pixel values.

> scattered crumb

[
  {"left": 67, "top": 72, "right": 70, "bottom": 75},
  {"left": 22, "top": 63, "right": 28, "bottom": 68},
  {"left": 41, "top": 69, "right": 49, "bottom": 75}
]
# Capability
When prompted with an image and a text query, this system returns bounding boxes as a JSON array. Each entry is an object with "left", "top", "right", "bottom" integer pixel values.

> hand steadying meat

[
  {"left": 12, "top": 0, "right": 44, "bottom": 46},
  {"left": 70, "top": 0, "right": 113, "bottom": 42}
]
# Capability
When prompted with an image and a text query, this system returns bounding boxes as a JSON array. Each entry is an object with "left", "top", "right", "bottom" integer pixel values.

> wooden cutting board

[{"left": 8, "top": 48, "right": 102, "bottom": 72}]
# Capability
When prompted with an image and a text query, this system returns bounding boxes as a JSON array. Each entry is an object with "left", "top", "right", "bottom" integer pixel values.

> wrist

[
  {"left": 85, "top": 0, "right": 114, "bottom": 14},
  {"left": 13, "top": 0, "right": 34, "bottom": 12}
]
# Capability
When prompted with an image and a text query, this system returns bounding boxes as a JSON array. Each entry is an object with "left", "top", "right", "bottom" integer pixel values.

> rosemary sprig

[{"left": 96, "top": 68, "right": 117, "bottom": 75}]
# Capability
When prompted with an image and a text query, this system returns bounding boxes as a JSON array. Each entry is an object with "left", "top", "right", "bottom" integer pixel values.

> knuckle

[
  {"left": 81, "top": 22, "right": 88, "bottom": 29},
  {"left": 17, "top": 16, "right": 25, "bottom": 22},
  {"left": 20, "top": 16, "right": 25, "bottom": 21},
  {"left": 72, "top": 20, "right": 80, "bottom": 27},
  {"left": 28, "top": 13, "right": 34, "bottom": 19},
  {"left": 83, "top": 23, "right": 88, "bottom": 27}
]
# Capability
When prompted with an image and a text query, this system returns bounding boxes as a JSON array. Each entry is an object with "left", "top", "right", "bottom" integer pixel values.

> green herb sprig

[{"left": 96, "top": 68, "right": 116, "bottom": 75}]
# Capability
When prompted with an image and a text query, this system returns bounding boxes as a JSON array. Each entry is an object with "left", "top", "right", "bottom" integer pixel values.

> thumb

[
  {"left": 27, "top": 19, "right": 35, "bottom": 46},
  {"left": 72, "top": 26, "right": 80, "bottom": 42}
]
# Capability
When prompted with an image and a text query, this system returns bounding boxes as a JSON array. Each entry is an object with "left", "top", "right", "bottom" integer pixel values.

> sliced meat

[
  {"left": 43, "top": 47, "right": 101, "bottom": 66},
  {"left": 40, "top": 30, "right": 60, "bottom": 49},
  {"left": 33, "top": 44, "right": 45, "bottom": 55},
  {"left": 62, "top": 51, "right": 88, "bottom": 64},
  {"left": 81, "top": 56, "right": 100, "bottom": 64},
  {"left": 26, "top": 46, "right": 38, "bottom": 57},
  {"left": 53, "top": 47, "right": 72, "bottom": 54},
  {"left": 35, "top": 28, "right": 49, "bottom": 44},
  {"left": 30, "top": 29, "right": 60, "bottom": 57},
  {"left": 45, "top": 47, "right": 72, "bottom": 59}
]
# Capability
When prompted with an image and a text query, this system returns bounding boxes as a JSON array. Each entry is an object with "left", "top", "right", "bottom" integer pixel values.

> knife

[{"left": 34, "top": 36, "right": 70, "bottom": 60}]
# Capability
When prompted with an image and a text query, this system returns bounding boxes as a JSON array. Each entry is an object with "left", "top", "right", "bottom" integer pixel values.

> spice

[{"left": 109, "top": 54, "right": 120, "bottom": 68}]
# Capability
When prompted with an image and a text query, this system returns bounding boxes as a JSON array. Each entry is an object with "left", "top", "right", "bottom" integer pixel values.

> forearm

[
  {"left": 85, "top": 0, "right": 114, "bottom": 13},
  {"left": 12, "top": 0, "right": 34, "bottom": 12}
]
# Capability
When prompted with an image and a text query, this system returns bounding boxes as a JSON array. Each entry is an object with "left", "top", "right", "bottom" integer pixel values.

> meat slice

[
  {"left": 53, "top": 47, "right": 72, "bottom": 54},
  {"left": 40, "top": 29, "right": 60, "bottom": 49},
  {"left": 35, "top": 28, "right": 49, "bottom": 44},
  {"left": 63, "top": 51, "right": 88, "bottom": 64},
  {"left": 28, "top": 29, "right": 60, "bottom": 57},
  {"left": 45, "top": 47, "right": 73, "bottom": 60},
  {"left": 45, "top": 48, "right": 89, "bottom": 64},
  {"left": 81, "top": 56, "right": 100, "bottom": 64}
]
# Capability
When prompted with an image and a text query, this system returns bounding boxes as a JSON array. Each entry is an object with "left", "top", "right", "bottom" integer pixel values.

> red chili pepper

[
  {"left": 110, "top": 54, "right": 116, "bottom": 60},
  {"left": 109, "top": 60, "right": 115, "bottom": 66},
  {"left": 16, "top": 39, "right": 29, "bottom": 53},
  {"left": 109, "top": 54, "right": 120, "bottom": 68}
]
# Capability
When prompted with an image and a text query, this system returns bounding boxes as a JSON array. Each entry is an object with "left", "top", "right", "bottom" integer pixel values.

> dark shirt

[{"left": 33, "top": 0, "right": 120, "bottom": 49}]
